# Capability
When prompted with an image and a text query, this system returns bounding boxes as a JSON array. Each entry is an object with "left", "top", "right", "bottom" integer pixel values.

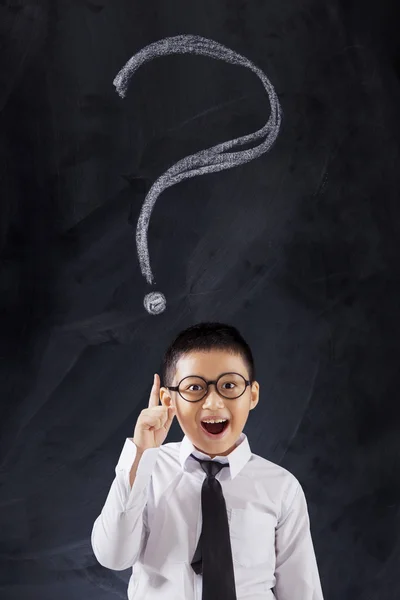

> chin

[{"left": 192, "top": 425, "right": 241, "bottom": 457}]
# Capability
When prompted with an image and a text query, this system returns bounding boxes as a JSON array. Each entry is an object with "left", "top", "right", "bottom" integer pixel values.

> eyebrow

[{"left": 179, "top": 372, "right": 245, "bottom": 379}]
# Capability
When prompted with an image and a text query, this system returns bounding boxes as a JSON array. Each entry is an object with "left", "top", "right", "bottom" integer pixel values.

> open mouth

[{"left": 200, "top": 420, "right": 230, "bottom": 436}]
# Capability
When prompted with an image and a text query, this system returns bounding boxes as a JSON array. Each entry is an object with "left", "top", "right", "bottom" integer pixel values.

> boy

[{"left": 91, "top": 322, "right": 324, "bottom": 599}]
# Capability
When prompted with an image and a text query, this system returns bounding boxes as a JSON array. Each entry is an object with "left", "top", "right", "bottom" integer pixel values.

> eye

[
  {"left": 222, "top": 382, "right": 235, "bottom": 389},
  {"left": 188, "top": 384, "right": 203, "bottom": 391}
]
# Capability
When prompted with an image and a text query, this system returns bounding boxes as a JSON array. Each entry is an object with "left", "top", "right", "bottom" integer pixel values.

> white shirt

[{"left": 91, "top": 432, "right": 324, "bottom": 600}]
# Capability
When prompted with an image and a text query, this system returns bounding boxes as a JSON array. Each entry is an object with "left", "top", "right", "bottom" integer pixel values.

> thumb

[{"left": 165, "top": 405, "right": 176, "bottom": 427}]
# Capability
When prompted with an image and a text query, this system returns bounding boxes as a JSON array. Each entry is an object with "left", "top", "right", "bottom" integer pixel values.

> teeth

[{"left": 202, "top": 419, "right": 228, "bottom": 424}]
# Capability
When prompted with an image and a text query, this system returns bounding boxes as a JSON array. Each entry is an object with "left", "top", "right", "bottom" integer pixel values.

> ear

[
  {"left": 249, "top": 380, "right": 259, "bottom": 410},
  {"left": 159, "top": 386, "right": 174, "bottom": 408}
]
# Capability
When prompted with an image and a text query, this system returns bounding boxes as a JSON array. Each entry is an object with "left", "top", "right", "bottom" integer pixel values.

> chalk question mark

[{"left": 113, "top": 35, "right": 281, "bottom": 315}]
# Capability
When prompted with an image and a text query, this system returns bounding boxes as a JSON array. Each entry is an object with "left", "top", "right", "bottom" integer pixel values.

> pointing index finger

[{"left": 149, "top": 373, "right": 161, "bottom": 408}]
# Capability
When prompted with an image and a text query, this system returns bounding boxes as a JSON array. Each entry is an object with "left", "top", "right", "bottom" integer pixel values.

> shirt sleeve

[
  {"left": 273, "top": 479, "right": 324, "bottom": 600},
  {"left": 91, "top": 438, "right": 160, "bottom": 571}
]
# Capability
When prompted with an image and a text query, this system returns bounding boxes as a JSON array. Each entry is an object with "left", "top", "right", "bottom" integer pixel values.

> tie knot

[{"left": 190, "top": 454, "right": 228, "bottom": 478}]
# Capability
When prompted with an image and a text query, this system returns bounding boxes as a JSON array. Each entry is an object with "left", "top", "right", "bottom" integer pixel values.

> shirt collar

[{"left": 180, "top": 431, "right": 251, "bottom": 479}]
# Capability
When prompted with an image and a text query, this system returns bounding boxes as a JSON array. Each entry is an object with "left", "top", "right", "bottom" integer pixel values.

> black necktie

[{"left": 190, "top": 454, "right": 237, "bottom": 600}]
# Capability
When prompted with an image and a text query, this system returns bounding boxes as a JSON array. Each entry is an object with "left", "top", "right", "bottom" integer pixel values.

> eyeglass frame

[{"left": 166, "top": 371, "right": 252, "bottom": 403}]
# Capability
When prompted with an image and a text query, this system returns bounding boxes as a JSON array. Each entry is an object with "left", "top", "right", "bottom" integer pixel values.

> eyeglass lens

[{"left": 178, "top": 373, "right": 246, "bottom": 401}]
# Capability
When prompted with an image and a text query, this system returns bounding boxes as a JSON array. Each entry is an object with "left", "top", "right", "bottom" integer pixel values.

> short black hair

[{"left": 161, "top": 322, "right": 255, "bottom": 386}]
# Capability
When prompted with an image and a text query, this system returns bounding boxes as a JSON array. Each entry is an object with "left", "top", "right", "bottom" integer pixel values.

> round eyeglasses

[{"left": 166, "top": 372, "right": 251, "bottom": 403}]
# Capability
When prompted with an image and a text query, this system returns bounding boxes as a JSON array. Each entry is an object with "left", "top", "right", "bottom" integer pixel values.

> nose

[{"left": 202, "top": 384, "right": 225, "bottom": 407}]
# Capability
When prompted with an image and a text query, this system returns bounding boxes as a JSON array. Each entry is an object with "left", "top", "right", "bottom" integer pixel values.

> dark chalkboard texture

[{"left": 1, "top": 1, "right": 399, "bottom": 599}]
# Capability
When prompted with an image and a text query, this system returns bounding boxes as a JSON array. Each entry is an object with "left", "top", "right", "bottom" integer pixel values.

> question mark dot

[{"left": 144, "top": 292, "right": 166, "bottom": 315}]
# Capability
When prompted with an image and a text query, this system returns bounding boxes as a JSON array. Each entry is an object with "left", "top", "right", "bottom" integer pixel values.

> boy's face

[{"left": 160, "top": 350, "right": 259, "bottom": 458}]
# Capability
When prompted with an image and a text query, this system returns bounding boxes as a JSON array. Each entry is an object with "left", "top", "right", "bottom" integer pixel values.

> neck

[{"left": 194, "top": 436, "right": 242, "bottom": 458}]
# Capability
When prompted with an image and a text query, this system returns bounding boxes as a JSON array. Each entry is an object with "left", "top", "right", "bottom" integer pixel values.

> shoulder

[
  {"left": 249, "top": 452, "right": 301, "bottom": 506},
  {"left": 250, "top": 451, "right": 300, "bottom": 484},
  {"left": 155, "top": 440, "right": 182, "bottom": 467}
]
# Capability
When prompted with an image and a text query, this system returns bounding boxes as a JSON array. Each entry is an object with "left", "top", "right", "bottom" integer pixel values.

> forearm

[
  {"left": 91, "top": 444, "right": 149, "bottom": 571},
  {"left": 129, "top": 447, "right": 144, "bottom": 488}
]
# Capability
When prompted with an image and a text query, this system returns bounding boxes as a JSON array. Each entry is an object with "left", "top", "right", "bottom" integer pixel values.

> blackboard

[{"left": 1, "top": 1, "right": 399, "bottom": 599}]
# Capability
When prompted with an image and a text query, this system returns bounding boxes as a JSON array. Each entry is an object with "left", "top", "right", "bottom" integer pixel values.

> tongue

[{"left": 203, "top": 421, "right": 226, "bottom": 435}]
